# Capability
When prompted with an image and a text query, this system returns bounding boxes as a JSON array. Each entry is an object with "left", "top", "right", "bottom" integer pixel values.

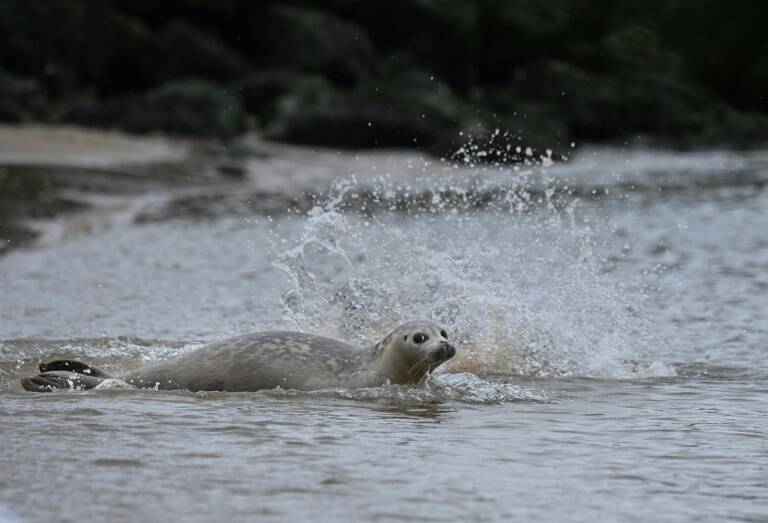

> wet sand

[{"left": 0, "top": 124, "right": 188, "bottom": 167}]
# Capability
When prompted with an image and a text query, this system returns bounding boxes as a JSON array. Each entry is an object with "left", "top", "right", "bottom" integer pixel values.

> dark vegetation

[{"left": 2, "top": 0, "right": 767, "bottom": 154}]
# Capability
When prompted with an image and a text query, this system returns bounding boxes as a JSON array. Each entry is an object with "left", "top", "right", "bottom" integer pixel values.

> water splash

[
  {"left": 324, "top": 373, "right": 548, "bottom": 404},
  {"left": 269, "top": 155, "right": 670, "bottom": 379},
  {"left": 250, "top": 372, "right": 548, "bottom": 405}
]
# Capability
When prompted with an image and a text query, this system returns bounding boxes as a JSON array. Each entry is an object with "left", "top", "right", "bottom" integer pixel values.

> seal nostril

[{"left": 436, "top": 341, "right": 455, "bottom": 359}]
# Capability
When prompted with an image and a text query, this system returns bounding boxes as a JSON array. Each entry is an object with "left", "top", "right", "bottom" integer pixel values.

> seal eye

[
  {"left": 440, "top": 329, "right": 448, "bottom": 339},
  {"left": 413, "top": 333, "right": 428, "bottom": 344}
]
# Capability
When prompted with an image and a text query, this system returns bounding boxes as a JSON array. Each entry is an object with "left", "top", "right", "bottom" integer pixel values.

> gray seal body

[
  {"left": 124, "top": 331, "right": 379, "bottom": 391},
  {"left": 21, "top": 322, "right": 456, "bottom": 393}
]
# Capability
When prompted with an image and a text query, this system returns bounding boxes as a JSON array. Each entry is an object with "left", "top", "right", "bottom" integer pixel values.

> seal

[{"left": 20, "top": 321, "right": 456, "bottom": 392}]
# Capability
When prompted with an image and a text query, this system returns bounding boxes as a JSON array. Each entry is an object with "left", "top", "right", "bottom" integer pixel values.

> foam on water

[{"left": 270, "top": 155, "right": 672, "bottom": 380}]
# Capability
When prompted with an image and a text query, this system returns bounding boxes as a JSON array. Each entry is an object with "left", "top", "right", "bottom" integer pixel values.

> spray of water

[{"left": 269, "top": 149, "right": 670, "bottom": 380}]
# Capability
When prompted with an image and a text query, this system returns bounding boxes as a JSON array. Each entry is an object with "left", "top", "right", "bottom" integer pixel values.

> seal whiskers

[{"left": 408, "top": 352, "right": 433, "bottom": 382}]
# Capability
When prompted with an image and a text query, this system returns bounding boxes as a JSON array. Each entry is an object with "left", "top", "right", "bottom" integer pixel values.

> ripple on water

[{"left": 92, "top": 458, "right": 145, "bottom": 468}]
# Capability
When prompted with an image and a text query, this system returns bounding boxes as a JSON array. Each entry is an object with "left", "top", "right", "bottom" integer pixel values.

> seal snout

[{"left": 435, "top": 341, "right": 456, "bottom": 360}]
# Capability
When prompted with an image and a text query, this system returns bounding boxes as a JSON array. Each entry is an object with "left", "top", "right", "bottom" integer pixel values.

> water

[{"left": 1, "top": 143, "right": 767, "bottom": 522}]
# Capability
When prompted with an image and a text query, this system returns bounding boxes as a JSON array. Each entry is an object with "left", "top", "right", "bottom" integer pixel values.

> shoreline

[
  {"left": 0, "top": 125, "right": 195, "bottom": 254},
  {"left": 1, "top": 123, "right": 766, "bottom": 256}
]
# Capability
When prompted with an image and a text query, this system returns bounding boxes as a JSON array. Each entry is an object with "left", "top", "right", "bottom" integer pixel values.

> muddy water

[{"left": 1, "top": 143, "right": 767, "bottom": 522}]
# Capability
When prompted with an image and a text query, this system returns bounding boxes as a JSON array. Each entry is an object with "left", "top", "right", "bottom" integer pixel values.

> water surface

[{"left": 1, "top": 144, "right": 767, "bottom": 522}]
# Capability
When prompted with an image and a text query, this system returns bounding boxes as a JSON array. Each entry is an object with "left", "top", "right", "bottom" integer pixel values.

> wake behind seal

[{"left": 21, "top": 321, "right": 456, "bottom": 392}]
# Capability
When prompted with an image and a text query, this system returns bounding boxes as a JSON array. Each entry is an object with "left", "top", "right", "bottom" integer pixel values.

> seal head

[{"left": 368, "top": 321, "right": 456, "bottom": 384}]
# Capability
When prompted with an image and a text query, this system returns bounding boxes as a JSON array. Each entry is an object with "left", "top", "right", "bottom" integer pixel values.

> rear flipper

[
  {"left": 21, "top": 360, "right": 112, "bottom": 392},
  {"left": 38, "top": 360, "right": 112, "bottom": 378}
]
